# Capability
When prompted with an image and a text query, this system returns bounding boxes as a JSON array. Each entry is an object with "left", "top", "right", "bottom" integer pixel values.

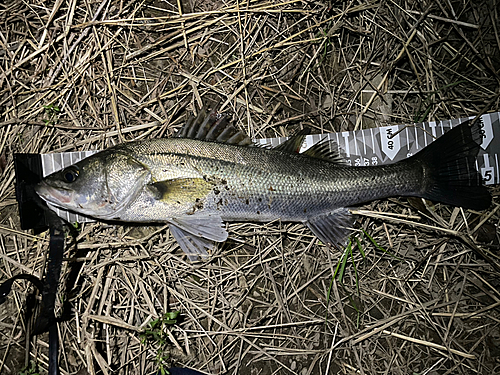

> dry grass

[{"left": 1, "top": 0, "right": 500, "bottom": 374}]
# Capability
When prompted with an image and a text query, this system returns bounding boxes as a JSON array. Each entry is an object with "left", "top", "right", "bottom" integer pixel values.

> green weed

[
  {"left": 43, "top": 103, "right": 60, "bottom": 126},
  {"left": 19, "top": 360, "right": 40, "bottom": 375},
  {"left": 140, "top": 311, "right": 180, "bottom": 375},
  {"left": 325, "top": 230, "right": 399, "bottom": 325}
]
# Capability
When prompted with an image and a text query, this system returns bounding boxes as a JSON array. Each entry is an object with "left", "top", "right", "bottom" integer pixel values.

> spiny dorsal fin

[
  {"left": 301, "top": 136, "right": 347, "bottom": 164},
  {"left": 176, "top": 108, "right": 253, "bottom": 146},
  {"left": 274, "top": 128, "right": 310, "bottom": 153}
]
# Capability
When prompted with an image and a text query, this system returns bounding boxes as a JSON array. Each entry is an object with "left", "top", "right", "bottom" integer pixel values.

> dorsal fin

[
  {"left": 274, "top": 128, "right": 310, "bottom": 153},
  {"left": 301, "top": 136, "right": 347, "bottom": 164},
  {"left": 176, "top": 108, "right": 253, "bottom": 146}
]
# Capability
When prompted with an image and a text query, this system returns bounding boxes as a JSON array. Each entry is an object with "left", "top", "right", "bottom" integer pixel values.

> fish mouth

[{"left": 35, "top": 181, "right": 74, "bottom": 208}]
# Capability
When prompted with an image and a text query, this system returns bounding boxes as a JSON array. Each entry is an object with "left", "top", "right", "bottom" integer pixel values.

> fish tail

[{"left": 414, "top": 120, "right": 491, "bottom": 210}]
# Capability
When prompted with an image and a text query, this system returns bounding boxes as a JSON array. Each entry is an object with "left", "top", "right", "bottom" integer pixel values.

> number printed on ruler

[
  {"left": 481, "top": 154, "right": 495, "bottom": 185},
  {"left": 380, "top": 125, "right": 401, "bottom": 160}
]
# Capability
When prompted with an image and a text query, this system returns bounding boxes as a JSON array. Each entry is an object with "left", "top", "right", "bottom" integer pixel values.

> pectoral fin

[{"left": 305, "top": 208, "right": 355, "bottom": 247}]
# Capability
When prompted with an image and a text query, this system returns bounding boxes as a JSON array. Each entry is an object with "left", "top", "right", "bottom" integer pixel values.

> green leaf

[
  {"left": 336, "top": 240, "right": 350, "bottom": 283},
  {"left": 354, "top": 236, "right": 365, "bottom": 258},
  {"left": 362, "top": 229, "right": 400, "bottom": 260},
  {"left": 140, "top": 311, "right": 181, "bottom": 374},
  {"left": 349, "top": 243, "right": 360, "bottom": 295},
  {"left": 165, "top": 311, "right": 180, "bottom": 320}
]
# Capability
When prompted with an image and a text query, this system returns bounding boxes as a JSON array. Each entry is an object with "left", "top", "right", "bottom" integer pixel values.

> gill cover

[
  {"left": 36, "top": 151, "right": 150, "bottom": 219},
  {"left": 97, "top": 152, "right": 151, "bottom": 219}
]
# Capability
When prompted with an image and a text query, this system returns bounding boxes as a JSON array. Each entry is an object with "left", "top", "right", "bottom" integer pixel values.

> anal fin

[{"left": 305, "top": 208, "right": 355, "bottom": 247}]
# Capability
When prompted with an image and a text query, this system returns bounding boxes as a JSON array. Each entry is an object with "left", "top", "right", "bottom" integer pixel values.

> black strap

[
  {"left": 37, "top": 226, "right": 64, "bottom": 330},
  {"left": 41, "top": 218, "right": 64, "bottom": 375}
]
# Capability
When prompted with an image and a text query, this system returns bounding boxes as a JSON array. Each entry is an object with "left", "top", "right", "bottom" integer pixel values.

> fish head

[{"left": 36, "top": 151, "right": 150, "bottom": 220}]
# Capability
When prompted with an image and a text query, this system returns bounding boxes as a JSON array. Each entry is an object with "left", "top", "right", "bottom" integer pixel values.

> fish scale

[
  {"left": 36, "top": 110, "right": 491, "bottom": 260},
  {"left": 119, "top": 138, "right": 422, "bottom": 222}
]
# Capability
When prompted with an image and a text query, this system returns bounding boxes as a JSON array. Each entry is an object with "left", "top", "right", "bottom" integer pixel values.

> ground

[{"left": 0, "top": 0, "right": 499, "bottom": 374}]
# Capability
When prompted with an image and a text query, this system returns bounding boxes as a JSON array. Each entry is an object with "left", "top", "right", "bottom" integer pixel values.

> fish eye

[{"left": 62, "top": 167, "right": 79, "bottom": 183}]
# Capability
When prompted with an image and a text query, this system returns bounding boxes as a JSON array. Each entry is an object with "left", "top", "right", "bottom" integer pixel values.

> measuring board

[{"left": 37, "top": 112, "right": 500, "bottom": 224}]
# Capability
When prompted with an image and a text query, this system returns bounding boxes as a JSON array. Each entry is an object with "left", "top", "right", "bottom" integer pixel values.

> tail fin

[{"left": 414, "top": 119, "right": 491, "bottom": 210}]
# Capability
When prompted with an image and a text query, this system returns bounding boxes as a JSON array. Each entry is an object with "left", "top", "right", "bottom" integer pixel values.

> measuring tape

[{"left": 37, "top": 112, "right": 499, "bottom": 224}]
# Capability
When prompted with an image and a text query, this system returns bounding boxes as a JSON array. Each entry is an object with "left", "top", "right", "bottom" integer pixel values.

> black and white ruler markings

[{"left": 42, "top": 112, "right": 500, "bottom": 223}]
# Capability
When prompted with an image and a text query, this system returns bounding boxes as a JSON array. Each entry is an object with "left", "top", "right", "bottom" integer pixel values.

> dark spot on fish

[
  {"left": 176, "top": 201, "right": 181, "bottom": 204},
  {"left": 214, "top": 187, "right": 220, "bottom": 195},
  {"left": 222, "top": 179, "right": 227, "bottom": 185},
  {"left": 225, "top": 186, "right": 230, "bottom": 191},
  {"left": 268, "top": 186, "right": 274, "bottom": 191},
  {"left": 258, "top": 198, "right": 262, "bottom": 202},
  {"left": 193, "top": 200, "right": 204, "bottom": 211},
  {"left": 245, "top": 199, "right": 249, "bottom": 205},
  {"left": 303, "top": 208, "right": 307, "bottom": 213},
  {"left": 257, "top": 211, "right": 260, "bottom": 215},
  {"left": 162, "top": 169, "right": 167, "bottom": 172}
]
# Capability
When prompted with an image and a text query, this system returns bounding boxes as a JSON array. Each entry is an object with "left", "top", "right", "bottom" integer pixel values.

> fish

[{"left": 35, "top": 109, "right": 491, "bottom": 260}]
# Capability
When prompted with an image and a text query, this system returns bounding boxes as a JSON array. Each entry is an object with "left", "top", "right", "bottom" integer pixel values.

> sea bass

[{"left": 36, "top": 110, "right": 491, "bottom": 260}]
